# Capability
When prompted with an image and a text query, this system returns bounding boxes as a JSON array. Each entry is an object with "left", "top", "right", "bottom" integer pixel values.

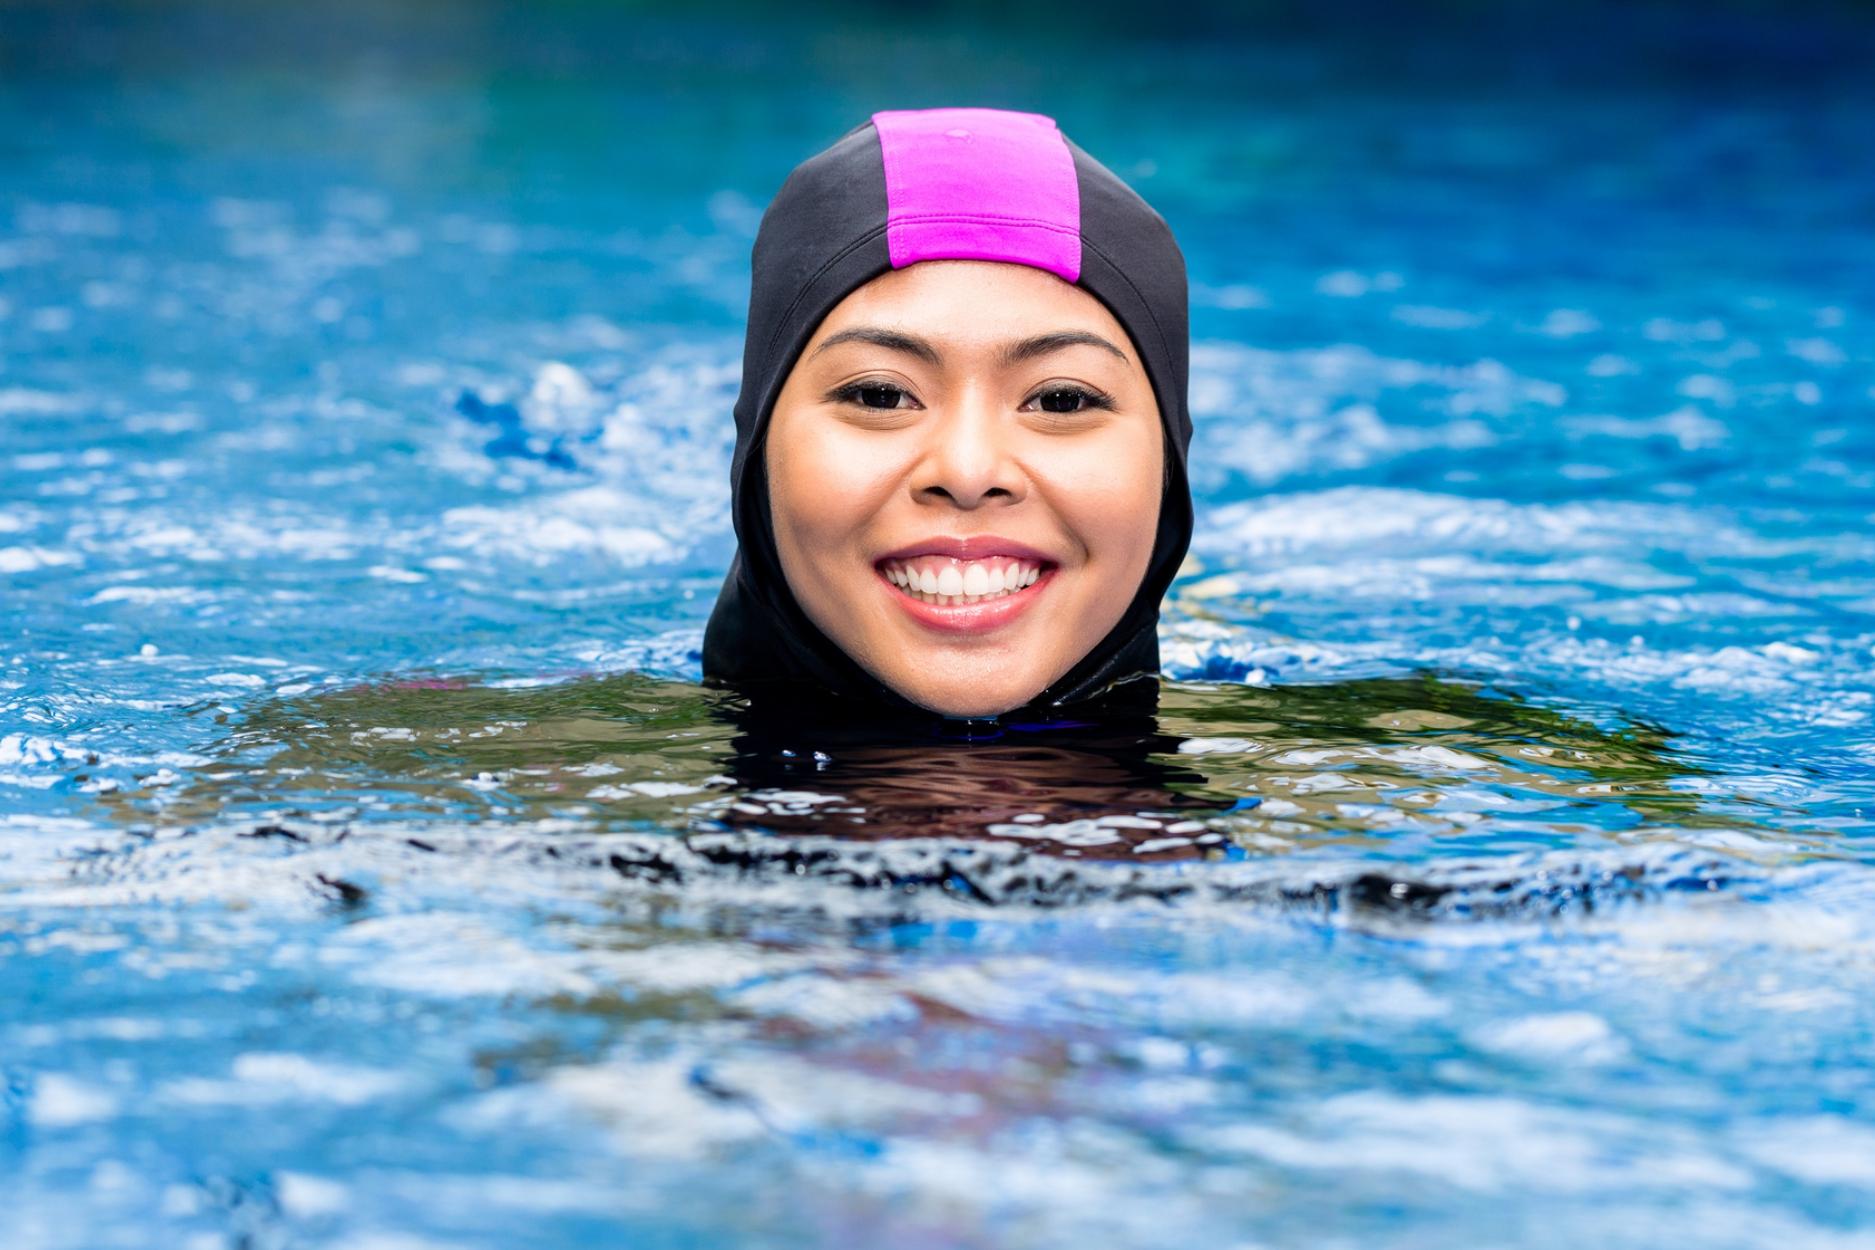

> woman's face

[{"left": 764, "top": 260, "right": 1164, "bottom": 718}]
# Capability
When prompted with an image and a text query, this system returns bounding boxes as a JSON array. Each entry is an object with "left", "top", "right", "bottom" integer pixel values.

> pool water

[{"left": 4, "top": 4, "right": 1875, "bottom": 1247}]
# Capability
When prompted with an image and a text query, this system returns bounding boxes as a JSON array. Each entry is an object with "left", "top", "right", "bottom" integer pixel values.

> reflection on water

[
  {"left": 111, "top": 672, "right": 1751, "bottom": 873},
  {"left": 40, "top": 674, "right": 1848, "bottom": 1250}
]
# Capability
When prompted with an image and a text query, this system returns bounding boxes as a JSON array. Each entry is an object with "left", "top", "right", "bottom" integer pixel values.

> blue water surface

[{"left": 4, "top": 5, "right": 1875, "bottom": 1247}]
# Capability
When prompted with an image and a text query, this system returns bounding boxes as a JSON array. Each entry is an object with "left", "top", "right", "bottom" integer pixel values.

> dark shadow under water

[
  {"left": 68, "top": 671, "right": 1832, "bottom": 928},
  {"left": 106, "top": 671, "right": 1776, "bottom": 871}
]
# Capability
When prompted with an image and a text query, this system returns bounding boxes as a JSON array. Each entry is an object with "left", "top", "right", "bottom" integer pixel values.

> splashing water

[{"left": 4, "top": 6, "right": 1875, "bottom": 1248}]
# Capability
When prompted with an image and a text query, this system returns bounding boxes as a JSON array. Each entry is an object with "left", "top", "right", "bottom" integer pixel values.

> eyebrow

[
  {"left": 998, "top": 331, "right": 1128, "bottom": 367},
  {"left": 810, "top": 327, "right": 941, "bottom": 365},
  {"left": 808, "top": 326, "right": 1130, "bottom": 369}
]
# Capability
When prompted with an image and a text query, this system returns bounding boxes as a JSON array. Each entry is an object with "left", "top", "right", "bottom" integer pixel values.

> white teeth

[{"left": 882, "top": 558, "right": 1047, "bottom": 606}]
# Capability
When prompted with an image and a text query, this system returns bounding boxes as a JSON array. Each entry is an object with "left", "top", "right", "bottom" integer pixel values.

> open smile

[
  {"left": 873, "top": 538, "right": 1059, "bottom": 632},
  {"left": 880, "top": 555, "right": 1047, "bottom": 606}
]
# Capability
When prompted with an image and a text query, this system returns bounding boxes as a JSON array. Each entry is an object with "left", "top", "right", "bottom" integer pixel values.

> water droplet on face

[{"left": 945, "top": 128, "right": 971, "bottom": 140}]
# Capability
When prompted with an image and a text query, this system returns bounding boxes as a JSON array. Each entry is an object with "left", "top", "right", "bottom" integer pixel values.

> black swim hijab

[{"left": 702, "top": 108, "right": 1192, "bottom": 722}]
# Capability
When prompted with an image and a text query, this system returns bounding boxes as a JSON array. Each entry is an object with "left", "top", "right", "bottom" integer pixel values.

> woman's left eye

[{"left": 1026, "top": 386, "right": 1110, "bottom": 415}]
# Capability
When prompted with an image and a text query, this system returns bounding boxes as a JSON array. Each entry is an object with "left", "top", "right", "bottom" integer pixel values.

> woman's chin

[{"left": 887, "top": 670, "right": 1051, "bottom": 720}]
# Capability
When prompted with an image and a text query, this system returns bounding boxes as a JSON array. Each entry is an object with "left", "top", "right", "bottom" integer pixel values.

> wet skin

[{"left": 762, "top": 260, "right": 1166, "bottom": 718}]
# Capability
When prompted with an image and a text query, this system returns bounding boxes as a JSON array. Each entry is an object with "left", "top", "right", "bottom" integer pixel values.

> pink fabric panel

[{"left": 871, "top": 108, "right": 1081, "bottom": 283}]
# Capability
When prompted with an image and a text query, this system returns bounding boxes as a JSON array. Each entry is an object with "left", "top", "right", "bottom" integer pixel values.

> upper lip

[{"left": 875, "top": 535, "right": 1058, "bottom": 565}]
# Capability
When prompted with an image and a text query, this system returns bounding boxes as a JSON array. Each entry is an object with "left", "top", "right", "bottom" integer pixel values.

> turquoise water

[{"left": 5, "top": 5, "right": 1875, "bottom": 1247}]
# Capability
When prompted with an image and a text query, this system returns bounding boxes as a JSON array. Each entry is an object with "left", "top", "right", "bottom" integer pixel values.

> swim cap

[{"left": 703, "top": 107, "right": 1192, "bottom": 721}]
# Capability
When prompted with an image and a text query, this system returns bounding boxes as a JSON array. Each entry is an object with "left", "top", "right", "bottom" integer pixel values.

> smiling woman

[
  {"left": 767, "top": 262, "right": 1165, "bottom": 717},
  {"left": 704, "top": 108, "right": 1193, "bottom": 723}
]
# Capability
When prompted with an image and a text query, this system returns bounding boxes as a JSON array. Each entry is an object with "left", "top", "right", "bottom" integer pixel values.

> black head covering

[{"left": 703, "top": 109, "right": 1192, "bottom": 726}]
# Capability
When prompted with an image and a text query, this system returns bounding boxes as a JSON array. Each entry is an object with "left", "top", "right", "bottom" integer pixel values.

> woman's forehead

[{"left": 811, "top": 260, "right": 1135, "bottom": 359}]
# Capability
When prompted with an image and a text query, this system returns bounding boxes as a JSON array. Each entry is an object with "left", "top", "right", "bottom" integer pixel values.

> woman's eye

[
  {"left": 1028, "top": 386, "right": 1110, "bottom": 415},
  {"left": 843, "top": 383, "right": 913, "bottom": 410}
]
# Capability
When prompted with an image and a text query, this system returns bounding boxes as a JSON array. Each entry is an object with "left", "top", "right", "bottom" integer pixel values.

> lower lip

[{"left": 878, "top": 568, "right": 1055, "bottom": 635}]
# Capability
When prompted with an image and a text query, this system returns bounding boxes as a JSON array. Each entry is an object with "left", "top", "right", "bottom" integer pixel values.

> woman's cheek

[
  {"left": 1031, "top": 435, "right": 1162, "bottom": 552},
  {"left": 775, "top": 425, "right": 905, "bottom": 542}
]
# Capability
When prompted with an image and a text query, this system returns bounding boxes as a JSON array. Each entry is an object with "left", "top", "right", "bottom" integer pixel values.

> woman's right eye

[{"left": 834, "top": 382, "right": 916, "bottom": 410}]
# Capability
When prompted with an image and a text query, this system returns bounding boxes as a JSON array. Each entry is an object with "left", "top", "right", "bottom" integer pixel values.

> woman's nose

[{"left": 912, "top": 397, "right": 1026, "bottom": 509}]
